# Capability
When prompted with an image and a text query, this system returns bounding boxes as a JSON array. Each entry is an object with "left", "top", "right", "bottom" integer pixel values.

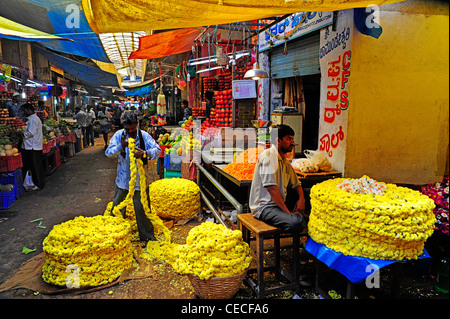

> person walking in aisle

[
  {"left": 20, "top": 103, "right": 45, "bottom": 190},
  {"left": 105, "top": 111, "right": 161, "bottom": 242},
  {"left": 97, "top": 105, "right": 112, "bottom": 149},
  {"left": 73, "top": 106, "right": 88, "bottom": 148},
  {"left": 86, "top": 106, "right": 96, "bottom": 146}
]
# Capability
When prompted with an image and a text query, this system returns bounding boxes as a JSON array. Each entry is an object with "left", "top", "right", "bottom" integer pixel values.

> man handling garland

[
  {"left": 249, "top": 124, "right": 307, "bottom": 233},
  {"left": 106, "top": 111, "right": 161, "bottom": 242}
]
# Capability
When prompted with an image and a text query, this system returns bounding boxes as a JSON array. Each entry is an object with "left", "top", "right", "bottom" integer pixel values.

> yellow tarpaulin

[
  {"left": 0, "top": 16, "right": 69, "bottom": 41},
  {"left": 82, "top": 0, "right": 403, "bottom": 34}
]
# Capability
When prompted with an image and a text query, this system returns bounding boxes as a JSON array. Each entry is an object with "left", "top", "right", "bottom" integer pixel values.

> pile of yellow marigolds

[
  {"left": 42, "top": 215, "right": 133, "bottom": 287},
  {"left": 308, "top": 176, "right": 436, "bottom": 260},
  {"left": 145, "top": 222, "right": 252, "bottom": 280},
  {"left": 149, "top": 178, "right": 200, "bottom": 220}
]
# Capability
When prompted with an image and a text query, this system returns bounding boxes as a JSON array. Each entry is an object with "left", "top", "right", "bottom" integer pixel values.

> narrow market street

[
  {"left": 0, "top": 135, "right": 447, "bottom": 301},
  {"left": 0, "top": 135, "right": 202, "bottom": 299},
  {"left": 0, "top": 0, "right": 448, "bottom": 309}
]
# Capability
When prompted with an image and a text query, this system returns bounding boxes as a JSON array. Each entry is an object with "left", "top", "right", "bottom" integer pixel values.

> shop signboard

[
  {"left": 232, "top": 80, "right": 257, "bottom": 99},
  {"left": 318, "top": 9, "right": 354, "bottom": 174},
  {"left": 259, "top": 12, "right": 334, "bottom": 53}
]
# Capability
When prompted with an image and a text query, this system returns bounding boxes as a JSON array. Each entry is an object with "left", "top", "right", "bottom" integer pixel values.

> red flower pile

[{"left": 421, "top": 176, "right": 449, "bottom": 235}]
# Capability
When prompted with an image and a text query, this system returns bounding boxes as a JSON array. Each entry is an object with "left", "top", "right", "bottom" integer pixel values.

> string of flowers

[
  {"left": 42, "top": 215, "right": 133, "bottom": 287},
  {"left": 308, "top": 176, "right": 436, "bottom": 260}
]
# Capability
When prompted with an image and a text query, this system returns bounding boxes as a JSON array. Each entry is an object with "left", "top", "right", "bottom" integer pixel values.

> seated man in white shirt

[
  {"left": 21, "top": 103, "right": 44, "bottom": 190},
  {"left": 249, "top": 124, "right": 307, "bottom": 233}
]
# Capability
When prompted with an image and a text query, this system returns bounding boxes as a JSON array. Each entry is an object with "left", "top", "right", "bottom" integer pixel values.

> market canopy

[
  {"left": 129, "top": 28, "right": 202, "bottom": 60},
  {"left": 33, "top": 45, "right": 120, "bottom": 88},
  {"left": 0, "top": 16, "right": 69, "bottom": 42},
  {"left": 81, "top": 0, "right": 403, "bottom": 33},
  {"left": 0, "top": 0, "right": 110, "bottom": 62},
  {"left": 99, "top": 32, "right": 146, "bottom": 79}
]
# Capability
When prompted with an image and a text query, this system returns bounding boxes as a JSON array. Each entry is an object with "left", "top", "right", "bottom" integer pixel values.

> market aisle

[{"left": 0, "top": 136, "right": 119, "bottom": 286}]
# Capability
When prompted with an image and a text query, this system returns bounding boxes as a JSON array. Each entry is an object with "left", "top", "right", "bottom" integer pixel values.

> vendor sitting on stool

[{"left": 249, "top": 124, "right": 308, "bottom": 233}]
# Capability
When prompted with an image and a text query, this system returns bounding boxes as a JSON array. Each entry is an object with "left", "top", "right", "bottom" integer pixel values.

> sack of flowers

[
  {"left": 308, "top": 176, "right": 436, "bottom": 260},
  {"left": 172, "top": 222, "right": 252, "bottom": 299}
]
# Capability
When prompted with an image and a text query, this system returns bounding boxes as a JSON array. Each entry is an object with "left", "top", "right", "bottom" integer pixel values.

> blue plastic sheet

[
  {"left": 125, "top": 85, "right": 155, "bottom": 97},
  {"left": 34, "top": 45, "right": 118, "bottom": 87},
  {"left": 0, "top": 0, "right": 109, "bottom": 62},
  {"left": 305, "top": 238, "right": 431, "bottom": 284}
]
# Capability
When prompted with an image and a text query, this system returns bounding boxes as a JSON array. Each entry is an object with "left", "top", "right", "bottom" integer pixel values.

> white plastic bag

[
  {"left": 23, "top": 170, "right": 36, "bottom": 190},
  {"left": 304, "top": 150, "right": 332, "bottom": 171},
  {"left": 291, "top": 158, "right": 319, "bottom": 173}
]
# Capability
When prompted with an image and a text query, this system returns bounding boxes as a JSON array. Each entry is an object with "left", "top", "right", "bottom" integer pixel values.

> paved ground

[{"left": 0, "top": 135, "right": 448, "bottom": 305}]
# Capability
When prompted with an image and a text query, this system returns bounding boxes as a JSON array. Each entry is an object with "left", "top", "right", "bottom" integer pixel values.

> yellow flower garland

[
  {"left": 143, "top": 222, "right": 252, "bottom": 280},
  {"left": 149, "top": 178, "right": 201, "bottom": 220},
  {"left": 108, "top": 138, "right": 171, "bottom": 242},
  {"left": 42, "top": 138, "right": 172, "bottom": 287},
  {"left": 308, "top": 176, "right": 436, "bottom": 260},
  {"left": 42, "top": 215, "right": 133, "bottom": 287},
  {"left": 173, "top": 222, "right": 252, "bottom": 280}
]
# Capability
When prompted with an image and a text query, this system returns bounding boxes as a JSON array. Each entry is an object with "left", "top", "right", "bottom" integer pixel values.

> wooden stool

[{"left": 238, "top": 213, "right": 301, "bottom": 298}]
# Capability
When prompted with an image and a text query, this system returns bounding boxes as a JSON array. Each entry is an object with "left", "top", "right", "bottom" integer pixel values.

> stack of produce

[
  {"left": 222, "top": 147, "right": 265, "bottom": 180},
  {"left": 202, "top": 77, "right": 217, "bottom": 99},
  {"left": 308, "top": 176, "right": 436, "bottom": 260},
  {"left": 0, "top": 115, "right": 25, "bottom": 130},
  {"left": 192, "top": 106, "right": 205, "bottom": 117},
  {"left": 213, "top": 89, "right": 234, "bottom": 127},
  {"left": 218, "top": 71, "right": 232, "bottom": 90},
  {"left": 149, "top": 178, "right": 200, "bottom": 220},
  {"left": 42, "top": 215, "right": 133, "bottom": 287},
  {"left": 421, "top": 176, "right": 449, "bottom": 235},
  {"left": 233, "top": 62, "right": 253, "bottom": 80}
]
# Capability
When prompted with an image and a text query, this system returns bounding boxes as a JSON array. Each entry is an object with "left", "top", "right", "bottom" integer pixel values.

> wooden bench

[{"left": 238, "top": 213, "right": 301, "bottom": 298}]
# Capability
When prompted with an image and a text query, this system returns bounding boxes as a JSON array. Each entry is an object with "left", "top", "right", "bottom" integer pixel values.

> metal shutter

[{"left": 270, "top": 32, "right": 320, "bottom": 79}]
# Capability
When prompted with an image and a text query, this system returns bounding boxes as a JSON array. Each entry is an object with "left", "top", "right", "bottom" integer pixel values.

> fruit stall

[{"left": 0, "top": 103, "right": 78, "bottom": 209}]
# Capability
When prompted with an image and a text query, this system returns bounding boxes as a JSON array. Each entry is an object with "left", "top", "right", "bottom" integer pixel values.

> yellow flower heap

[
  {"left": 149, "top": 178, "right": 200, "bottom": 220},
  {"left": 42, "top": 215, "right": 133, "bottom": 287},
  {"left": 172, "top": 222, "right": 252, "bottom": 280},
  {"left": 309, "top": 176, "right": 436, "bottom": 260},
  {"left": 42, "top": 138, "right": 172, "bottom": 287}
]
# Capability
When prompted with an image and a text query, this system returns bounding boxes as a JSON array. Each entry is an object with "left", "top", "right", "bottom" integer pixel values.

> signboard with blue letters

[{"left": 258, "top": 12, "right": 334, "bottom": 52}]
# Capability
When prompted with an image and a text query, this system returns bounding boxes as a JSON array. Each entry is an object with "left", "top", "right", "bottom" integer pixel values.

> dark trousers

[
  {"left": 81, "top": 127, "right": 87, "bottom": 147},
  {"left": 86, "top": 124, "right": 94, "bottom": 146},
  {"left": 111, "top": 185, "right": 154, "bottom": 241},
  {"left": 21, "top": 149, "right": 45, "bottom": 189},
  {"left": 259, "top": 187, "right": 307, "bottom": 233}
]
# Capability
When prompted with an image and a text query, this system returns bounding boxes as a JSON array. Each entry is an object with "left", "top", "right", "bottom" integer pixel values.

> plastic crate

[
  {"left": 159, "top": 144, "right": 170, "bottom": 158},
  {"left": 0, "top": 188, "right": 15, "bottom": 209},
  {"left": 164, "top": 169, "right": 181, "bottom": 179},
  {"left": 0, "top": 168, "right": 23, "bottom": 199},
  {"left": 0, "top": 153, "right": 23, "bottom": 173},
  {"left": 164, "top": 154, "right": 183, "bottom": 171}
]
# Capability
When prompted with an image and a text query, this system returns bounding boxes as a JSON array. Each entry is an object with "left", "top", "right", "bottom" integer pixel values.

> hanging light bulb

[
  {"left": 244, "top": 62, "right": 268, "bottom": 80},
  {"left": 43, "top": 95, "right": 47, "bottom": 101},
  {"left": 21, "top": 91, "right": 26, "bottom": 99}
]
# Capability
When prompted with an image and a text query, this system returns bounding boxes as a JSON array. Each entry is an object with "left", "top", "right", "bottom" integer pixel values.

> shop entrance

[{"left": 301, "top": 73, "right": 321, "bottom": 153}]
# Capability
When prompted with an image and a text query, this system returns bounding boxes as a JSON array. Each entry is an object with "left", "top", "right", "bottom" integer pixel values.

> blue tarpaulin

[
  {"left": 125, "top": 85, "right": 155, "bottom": 97},
  {"left": 305, "top": 238, "right": 431, "bottom": 284},
  {"left": 0, "top": 0, "right": 110, "bottom": 62},
  {"left": 34, "top": 45, "right": 119, "bottom": 87}
]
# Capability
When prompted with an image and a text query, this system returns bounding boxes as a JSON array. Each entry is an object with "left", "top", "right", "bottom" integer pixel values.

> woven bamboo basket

[{"left": 187, "top": 270, "right": 247, "bottom": 299}]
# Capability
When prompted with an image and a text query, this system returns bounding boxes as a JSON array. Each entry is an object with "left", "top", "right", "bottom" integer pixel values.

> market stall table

[{"left": 305, "top": 238, "right": 432, "bottom": 299}]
